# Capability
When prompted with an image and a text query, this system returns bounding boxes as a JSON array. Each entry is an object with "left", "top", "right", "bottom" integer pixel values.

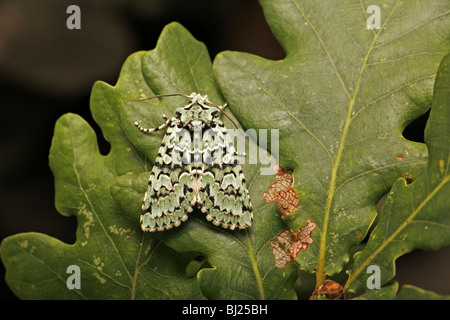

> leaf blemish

[
  {"left": 263, "top": 167, "right": 299, "bottom": 219},
  {"left": 401, "top": 173, "right": 414, "bottom": 184},
  {"left": 93, "top": 255, "right": 104, "bottom": 271},
  {"left": 78, "top": 203, "right": 94, "bottom": 246},
  {"left": 93, "top": 272, "right": 106, "bottom": 284},
  {"left": 18, "top": 240, "right": 28, "bottom": 249},
  {"left": 270, "top": 219, "right": 317, "bottom": 269},
  {"left": 109, "top": 224, "right": 132, "bottom": 236},
  {"left": 144, "top": 245, "right": 151, "bottom": 256},
  {"left": 439, "top": 159, "right": 445, "bottom": 174}
]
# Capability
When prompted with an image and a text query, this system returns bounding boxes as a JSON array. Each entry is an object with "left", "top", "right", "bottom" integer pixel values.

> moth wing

[
  {"left": 200, "top": 121, "right": 253, "bottom": 230},
  {"left": 140, "top": 121, "right": 195, "bottom": 232}
]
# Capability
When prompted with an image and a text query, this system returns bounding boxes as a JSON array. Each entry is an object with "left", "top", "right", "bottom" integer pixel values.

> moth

[{"left": 131, "top": 92, "right": 253, "bottom": 232}]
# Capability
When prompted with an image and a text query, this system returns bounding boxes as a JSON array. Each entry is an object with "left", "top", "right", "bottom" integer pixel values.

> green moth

[{"left": 132, "top": 92, "right": 253, "bottom": 232}]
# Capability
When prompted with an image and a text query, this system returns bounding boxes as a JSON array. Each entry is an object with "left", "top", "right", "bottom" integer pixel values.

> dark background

[{"left": 0, "top": 0, "right": 448, "bottom": 299}]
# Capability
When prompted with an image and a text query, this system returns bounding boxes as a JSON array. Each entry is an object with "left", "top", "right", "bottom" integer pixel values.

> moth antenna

[
  {"left": 128, "top": 93, "right": 190, "bottom": 102},
  {"left": 211, "top": 102, "right": 250, "bottom": 142}
]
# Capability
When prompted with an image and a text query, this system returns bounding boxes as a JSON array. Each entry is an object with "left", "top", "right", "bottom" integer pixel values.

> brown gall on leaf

[
  {"left": 270, "top": 219, "right": 317, "bottom": 269},
  {"left": 263, "top": 167, "right": 299, "bottom": 219},
  {"left": 310, "top": 280, "right": 344, "bottom": 300}
]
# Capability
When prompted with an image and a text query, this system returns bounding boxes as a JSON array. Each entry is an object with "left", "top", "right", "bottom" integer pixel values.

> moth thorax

[{"left": 189, "top": 120, "right": 203, "bottom": 130}]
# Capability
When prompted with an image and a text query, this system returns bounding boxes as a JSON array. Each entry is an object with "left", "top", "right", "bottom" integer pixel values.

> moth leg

[{"left": 135, "top": 115, "right": 172, "bottom": 134}]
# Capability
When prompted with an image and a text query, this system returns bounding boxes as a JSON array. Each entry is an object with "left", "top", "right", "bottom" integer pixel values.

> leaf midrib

[{"left": 309, "top": 0, "right": 401, "bottom": 286}]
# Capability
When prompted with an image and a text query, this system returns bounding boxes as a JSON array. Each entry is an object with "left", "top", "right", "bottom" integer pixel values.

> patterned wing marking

[
  {"left": 199, "top": 120, "right": 253, "bottom": 230},
  {"left": 140, "top": 119, "right": 195, "bottom": 232}
]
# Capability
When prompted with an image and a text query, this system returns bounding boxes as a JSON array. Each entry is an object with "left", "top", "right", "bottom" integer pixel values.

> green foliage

[
  {"left": 1, "top": 0, "right": 449, "bottom": 300},
  {"left": 346, "top": 52, "right": 450, "bottom": 294},
  {"left": 214, "top": 0, "right": 450, "bottom": 296}
]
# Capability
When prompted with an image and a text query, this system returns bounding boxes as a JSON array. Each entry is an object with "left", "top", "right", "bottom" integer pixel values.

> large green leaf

[
  {"left": 106, "top": 23, "right": 297, "bottom": 300},
  {"left": 1, "top": 22, "right": 296, "bottom": 300},
  {"left": 214, "top": 0, "right": 450, "bottom": 287},
  {"left": 345, "top": 53, "right": 450, "bottom": 294}
]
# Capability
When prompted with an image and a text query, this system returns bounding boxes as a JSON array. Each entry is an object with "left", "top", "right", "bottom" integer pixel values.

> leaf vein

[{"left": 291, "top": 0, "right": 351, "bottom": 99}]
